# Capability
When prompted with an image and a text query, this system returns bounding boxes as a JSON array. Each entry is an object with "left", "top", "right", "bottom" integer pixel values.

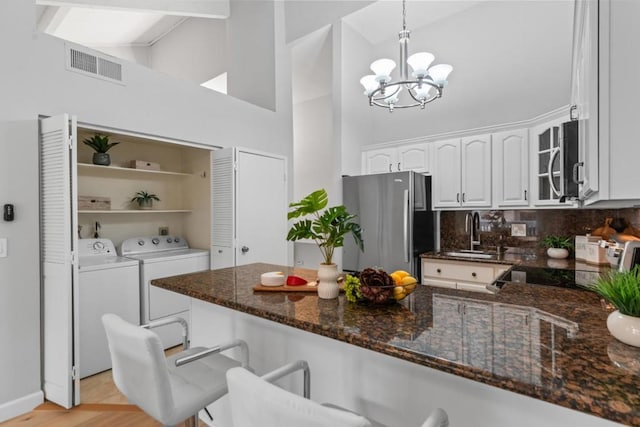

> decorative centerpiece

[
  {"left": 344, "top": 268, "right": 418, "bottom": 304},
  {"left": 83, "top": 134, "right": 120, "bottom": 166},
  {"left": 588, "top": 266, "right": 640, "bottom": 347},
  {"left": 286, "top": 189, "right": 363, "bottom": 299},
  {"left": 131, "top": 191, "right": 160, "bottom": 210},
  {"left": 541, "top": 235, "right": 574, "bottom": 259}
]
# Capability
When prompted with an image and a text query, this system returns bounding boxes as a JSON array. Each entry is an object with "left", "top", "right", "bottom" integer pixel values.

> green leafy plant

[
  {"left": 540, "top": 235, "right": 574, "bottom": 251},
  {"left": 286, "top": 189, "right": 363, "bottom": 265},
  {"left": 130, "top": 191, "right": 160, "bottom": 206},
  {"left": 586, "top": 266, "right": 640, "bottom": 317},
  {"left": 82, "top": 134, "right": 120, "bottom": 153}
]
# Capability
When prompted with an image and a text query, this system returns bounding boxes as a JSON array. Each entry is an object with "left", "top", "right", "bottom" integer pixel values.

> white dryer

[
  {"left": 78, "top": 238, "right": 140, "bottom": 378},
  {"left": 119, "top": 236, "right": 209, "bottom": 349}
]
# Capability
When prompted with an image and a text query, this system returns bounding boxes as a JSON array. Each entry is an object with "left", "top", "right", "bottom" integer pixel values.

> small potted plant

[
  {"left": 131, "top": 191, "right": 160, "bottom": 210},
  {"left": 541, "top": 235, "right": 574, "bottom": 259},
  {"left": 286, "top": 188, "right": 363, "bottom": 299},
  {"left": 587, "top": 266, "right": 640, "bottom": 347},
  {"left": 83, "top": 134, "right": 120, "bottom": 166}
]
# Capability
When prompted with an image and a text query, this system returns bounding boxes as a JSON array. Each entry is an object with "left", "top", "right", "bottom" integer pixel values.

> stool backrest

[
  {"left": 226, "top": 366, "right": 372, "bottom": 427},
  {"left": 102, "top": 314, "right": 174, "bottom": 422}
]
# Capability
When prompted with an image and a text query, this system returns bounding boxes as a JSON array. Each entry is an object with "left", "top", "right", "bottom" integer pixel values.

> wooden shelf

[
  {"left": 78, "top": 163, "right": 192, "bottom": 177},
  {"left": 78, "top": 209, "right": 192, "bottom": 214}
]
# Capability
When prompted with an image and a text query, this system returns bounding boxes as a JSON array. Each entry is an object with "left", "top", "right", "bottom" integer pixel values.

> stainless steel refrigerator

[{"left": 342, "top": 171, "right": 436, "bottom": 277}]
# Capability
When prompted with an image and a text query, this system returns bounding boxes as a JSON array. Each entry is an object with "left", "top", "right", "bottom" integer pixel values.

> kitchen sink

[{"left": 443, "top": 250, "right": 497, "bottom": 260}]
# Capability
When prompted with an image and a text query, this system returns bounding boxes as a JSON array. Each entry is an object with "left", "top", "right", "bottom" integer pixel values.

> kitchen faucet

[{"left": 465, "top": 212, "right": 480, "bottom": 251}]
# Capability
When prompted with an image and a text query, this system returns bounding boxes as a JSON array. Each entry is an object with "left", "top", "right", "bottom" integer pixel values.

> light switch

[
  {"left": 0, "top": 238, "right": 7, "bottom": 258},
  {"left": 511, "top": 224, "right": 527, "bottom": 237}
]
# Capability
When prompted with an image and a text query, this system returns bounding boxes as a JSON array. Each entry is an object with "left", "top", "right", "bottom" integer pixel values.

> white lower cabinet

[{"left": 422, "top": 259, "right": 508, "bottom": 293}]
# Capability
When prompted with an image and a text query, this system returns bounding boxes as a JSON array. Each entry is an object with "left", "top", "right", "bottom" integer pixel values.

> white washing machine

[
  {"left": 78, "top": 238, "right": 140, "bottom": 378},
  {"left": 119, "top": 236, "right": 209, "bottom": 349}
]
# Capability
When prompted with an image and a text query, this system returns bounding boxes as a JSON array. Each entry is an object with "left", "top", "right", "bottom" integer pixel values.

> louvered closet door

[
  {"left": 40, "top": 114, "right": 79, "bottom": 408},
  {"left": 211, "top": 148, "right": 236, "bottom": 269}
]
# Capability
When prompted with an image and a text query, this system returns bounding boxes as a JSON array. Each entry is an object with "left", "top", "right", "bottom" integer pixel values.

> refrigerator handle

[{"left": 403, "top": 189, "right": 410, "bottom": 263}]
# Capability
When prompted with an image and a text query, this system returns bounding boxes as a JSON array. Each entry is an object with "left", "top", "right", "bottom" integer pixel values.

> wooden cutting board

[{"left": 253, "top": 280, "right": 344, "bottom": 293}]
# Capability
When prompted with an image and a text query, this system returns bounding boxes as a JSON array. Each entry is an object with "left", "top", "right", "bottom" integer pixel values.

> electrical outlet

[
  {"left": 0, "top": 238, "right": 7, "bottom": 258},
  {"left": 511, "top": 223, "right": 527, "bottom": 237},
  {"left": 159, "top": 226, "right": 169, "bottom": 236}
]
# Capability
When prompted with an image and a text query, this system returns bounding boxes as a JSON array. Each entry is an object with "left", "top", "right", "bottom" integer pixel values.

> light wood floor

[{"left": 2, "top": 347, "right": 206, "bottom": 426}]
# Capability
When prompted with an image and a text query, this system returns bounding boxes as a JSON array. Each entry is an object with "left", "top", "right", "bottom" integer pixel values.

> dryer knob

[
  {"left": 137, "top": 240, "right": 145, "bottom": 246},
  {"left": 92, "top": 241, "right": 105, "bottom": 251},
  {"left": 152, "top": 238, "right": 160, "bottom": 245},
  {"left": 174, "top": 237, "right": 181, "bottom": 243},
  {"left": 166, "top": 238, "right": 172, "bottom": 243}
]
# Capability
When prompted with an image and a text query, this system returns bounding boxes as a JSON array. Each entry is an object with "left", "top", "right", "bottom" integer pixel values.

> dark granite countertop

[{"left": 152, "top": 263, "right": 639, "bottom": 425}]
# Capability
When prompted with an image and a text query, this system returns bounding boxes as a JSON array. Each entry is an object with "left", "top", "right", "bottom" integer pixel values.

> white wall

[
  {"left": 353, "top": 1, "right": 574, "bottom": 145},
  {"left": 151, "top": 17, "right": 227, "bottom": 86},
  {"left": 0, "top": 0, "right": 292, "bottom": 419}
]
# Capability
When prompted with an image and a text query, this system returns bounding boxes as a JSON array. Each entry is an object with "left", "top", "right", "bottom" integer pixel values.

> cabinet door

[
  {"left": 571, "top": 0, "right": 599, "bottom": 202},
  {"left": 363, "top": 148, "right": 398, "bottom": 174},
  {"left": 493, "top": 129, "right": 529, "bottom": 207},
  {"left": 397, "top": 142, "right": 431, "bottom": 173},
  {"left": 462, "top": 301, "right": 493, "bottom": 371},
  {"left": 461, "top": 134, "right": 492, "bottom": 207},
  {"left": 433, "top": 139, "right": 461, "bottom": 208},
  {"left": 531, "top": 120, "right": 565, "bottom": 206}
]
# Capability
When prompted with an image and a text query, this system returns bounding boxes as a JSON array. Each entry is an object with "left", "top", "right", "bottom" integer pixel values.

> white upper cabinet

[
  {"left": 433, "top": 139, "right": 462, "bottom": 208},
  {"left": 493, "top": 129, "right": 529, "bottom": 207},
  {"left": 362, "top": 142, "right": 431, "bottom": 175},
  {"left": 460, "top": 134, "right": 492, "bottom": 208},
  {"left": 433, "top": 135, "right": 491, "bottom": 209}
]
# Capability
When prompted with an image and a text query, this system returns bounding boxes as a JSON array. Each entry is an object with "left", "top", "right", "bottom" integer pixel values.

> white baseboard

[{"left": 0, "top": 390, "right": 44, "bottom": 422}]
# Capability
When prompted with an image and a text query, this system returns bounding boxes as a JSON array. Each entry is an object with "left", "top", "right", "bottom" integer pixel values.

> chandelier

[{"left": 360, "top": 0, "right": 453, "bottom": 112}]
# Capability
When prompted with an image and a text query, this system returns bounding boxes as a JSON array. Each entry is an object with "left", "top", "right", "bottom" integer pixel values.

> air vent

[{"left": 66, "top": 45, "right": 124, "bottom": 84}]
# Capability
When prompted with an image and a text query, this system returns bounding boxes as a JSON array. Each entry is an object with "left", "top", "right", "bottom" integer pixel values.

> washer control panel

[
  {"left": 119, "top": 235, "right": 189, "bottom": 256},
  {"left": 78, "top": 239, "right": 117, "bottom": 257}
]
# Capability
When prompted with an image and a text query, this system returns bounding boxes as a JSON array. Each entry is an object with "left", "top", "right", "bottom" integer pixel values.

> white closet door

[
  {"left": 40, "top": 114, "right": 79, "bottom": 408},
  {"left": 236, "top": 150, "right": 287, "bottom": 266},
  {"left": 211, "top": 148, "right": 236, "bottom": 269}
]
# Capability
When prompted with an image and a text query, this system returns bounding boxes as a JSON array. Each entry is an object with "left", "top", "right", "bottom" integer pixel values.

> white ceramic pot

[
  {"left": 317, "top": 263, "right": 339, "bottom": 299},
  {"left": 607, "top": 310, "right": 640, "bottom": 347},
  {"left": 547, "top": 247, "right": 569, "bottom": 259}
]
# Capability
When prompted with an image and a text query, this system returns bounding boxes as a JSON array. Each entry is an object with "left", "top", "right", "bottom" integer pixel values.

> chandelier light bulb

[
  {"left": 407, "top": 52, "right": 435, "bottom": 78},
  {"left": 428, "top": 64, "right": 453, "bottom": 87},
  {"left": 360, "top": 75, "right": 379, "bottom": 96},
  {"left": 413, "top": 84, "right": 433, "bottom": 101},
  {"left": 370, "top": 58, "right": 396, "bottom": 83}
]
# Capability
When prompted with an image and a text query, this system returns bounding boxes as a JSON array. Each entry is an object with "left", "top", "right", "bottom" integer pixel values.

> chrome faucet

[{"left": 465, "top": 212, "right": 480, "bottom": 251}]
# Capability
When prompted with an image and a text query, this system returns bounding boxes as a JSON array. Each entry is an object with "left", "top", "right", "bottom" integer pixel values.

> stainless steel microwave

[{"left": 620, "top": 241, "right": 640, "bottom": 272}]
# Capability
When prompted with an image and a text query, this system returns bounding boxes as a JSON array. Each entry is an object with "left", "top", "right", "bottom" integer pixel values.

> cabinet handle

[
  {"left": 388, "top": 164, "right": 392, "bottom": 173},
  {"left": 472, "top": 272, "right": 477, "bottom": 278},
  {"left": 570, "top": 105, "right": 578, "bottom": 121},
  {"left": 457, "top": 304, "right": 462, "bottom": 314},
  {"left": 456, "top": 193, "right": 460, "bottom": 203},
  {"left": 525, "top": 315, "right": 529, "bottom": 326},
  {"left": 437, "top": 268, "right": 442, "bottom": 274},
  {"left": 462, "top": 193, "right": 466, "bottom": 203},
  {"left": 524, "top": 189, "right": 527, "bottom": 200},
  {"left": 397, "top": 162, "right": 401, "bottom": 171}
]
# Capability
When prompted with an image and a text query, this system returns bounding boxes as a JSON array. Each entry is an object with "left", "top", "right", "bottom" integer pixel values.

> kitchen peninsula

[{"left": 152, "top": 263, "right": 637, "bottom": 427}]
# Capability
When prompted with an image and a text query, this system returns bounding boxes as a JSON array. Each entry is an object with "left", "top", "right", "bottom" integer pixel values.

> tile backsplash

[{"left": 440, "top": 208, "right": 640, "bottom": 256}]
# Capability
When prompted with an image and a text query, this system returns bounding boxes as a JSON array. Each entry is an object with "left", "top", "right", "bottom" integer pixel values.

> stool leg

[{"left": 184, "top": 414, "right": 198, "bottom": 427}]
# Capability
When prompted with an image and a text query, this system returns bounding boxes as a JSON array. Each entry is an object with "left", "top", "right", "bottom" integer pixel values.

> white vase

[
  {"left": 607, "top": 310, "right": 640, "bottom": 347},
  {"left": 317, "top": 263, "right": 339, "bottom": 299},
  {"left": 547, "top": 247, "right": 569, "bottom": 259}
]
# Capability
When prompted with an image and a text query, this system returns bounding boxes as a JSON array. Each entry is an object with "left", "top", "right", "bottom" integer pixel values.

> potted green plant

[
  {"left": 541, "top": 235, "right": 574, "bottom": 259},
  {"left": 286, "top": 188, "right": 363, "bottom": 299},
  {"left": 587, "top": 266, "right": 640, "bottom": 347},
  {"left": 83, "top": 134, "right": 120, "bottom": 166},
  {"left": 131, "top": 191, "right": 160, "bottom": 210}
]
